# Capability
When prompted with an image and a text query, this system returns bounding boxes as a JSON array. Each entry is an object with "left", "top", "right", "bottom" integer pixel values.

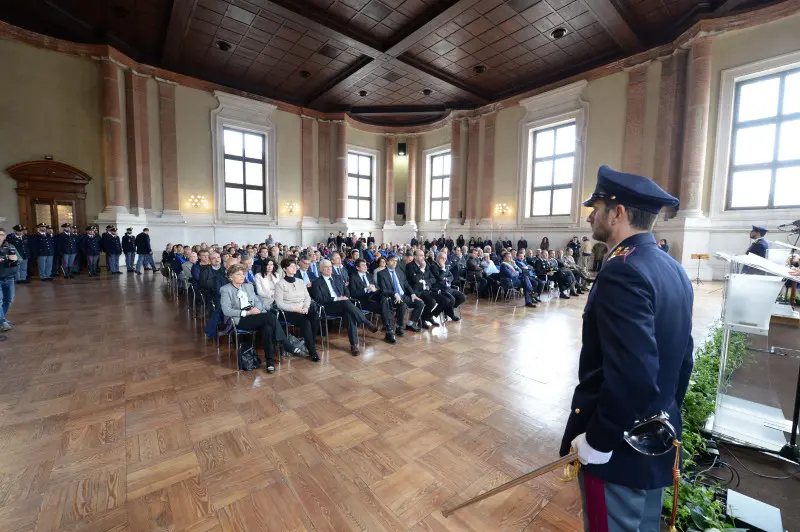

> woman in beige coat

[{"left": 274, "top": 258, "right": 320, "bottom": 362}]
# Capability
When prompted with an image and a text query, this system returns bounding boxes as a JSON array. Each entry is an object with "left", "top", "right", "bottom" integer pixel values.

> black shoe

[
  {"left": 406, "top": 324, "right": 421, "bottom": 333},
  {"left": 526, "top": 302, "right": 537, "bottom": 308},
  {"left": 384, "top": 333, "right": 396, "bottom": 344},
  {"left": 395, "top": 327, "right": 405, "bottom": 337},
  {"left": 449, "top": 315, "right": 461, "bottom": 322},
  {"left": 350, "top": 345, "right": 360, "bottom": 356},
  {"left": 367, "top": 323, "right": 379, "bottom": 333},
  {"left": 309, "top": 353, "right": 320, "bottom": 362},
  {"left": 266, "top": 365, "right": 275, "bottom": 374},
  {"left": 420, "top": 321, "right": 430, "bottom": 330},
  {"left": 136, "top": 272, "right": 142, "bottom": 275},
  {"left": 560, "top": 293, "right": 570, "bottom": 300}
]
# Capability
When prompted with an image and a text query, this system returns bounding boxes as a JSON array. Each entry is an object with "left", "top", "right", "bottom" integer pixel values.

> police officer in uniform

[
  {"left": 47, "top": 226, "right": 60, "bottom": 278},
  {"left": 56, "top": 223, "right": 78, "bottom": 279},
  {"left": 746, "top": 225, "right": 769, "bottom": 258},
  {"left": 560, "top": 166, "right": 694, "bottom": 532},
  {"left": 81, "top": 225, "right": 102, "bottom": 277},
  {"left": 102, "top": 225, "right": 123, "bottom": 274},
  {"left": 31, "top": 222, "right": 55, "bottom": 281},
  {"left": 7, "top": 225, "right": 29, "bottom": 284},
  {"left": 122, "top": 228, "right": 136, "bottom": 273}
]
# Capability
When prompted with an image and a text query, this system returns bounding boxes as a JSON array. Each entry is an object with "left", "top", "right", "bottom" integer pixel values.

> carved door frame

[{"left": 7, "top": 160, "right": 92, "bottom": 230}]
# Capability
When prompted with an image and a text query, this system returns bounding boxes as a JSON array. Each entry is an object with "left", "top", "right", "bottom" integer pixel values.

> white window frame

[
  {"left": 211, "top": 91, "right": 278, "bottom": 225},
  {"left": 710, "top": 49, "right": 800, "bottom": 222},
  {"left": 516, "top": 80, "right": 588, "bottom": 228},
  {"left": 423, "top": 144, "right": 451, "bottom": 222},
  {"left": 346, "top": 144, "right": 380, "bottom": 223}
]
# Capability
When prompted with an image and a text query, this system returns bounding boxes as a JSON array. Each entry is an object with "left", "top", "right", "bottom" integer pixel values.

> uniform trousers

[
  {"left": 62, "top": 254, "right": 76, "bottom": 275},
  {"left": 282, "top": 309, "right": 320, "bottom": 355},
  {"left": 107, "top": 254, "right": 120, "bottom": 273},
  {"left": 136, "top": 254, "right": 156, "bottom": 273},
  {"left": 37, "top": 256, "right": 53, "bottom": 280},
  {"left": 321, "top": 300, "right": 372, "bottom": 345},
  {"left": 87, "top": 255, "right": 100, "bottom": 276},
  {"left": 579, "top": 471, "right": 663, "bottom": 532},
  {"left": 16, "top": 258, "right": 28, "bottom": 282},
  {"left": 125, "top": 252, "right": 136, "bottom": 271}
]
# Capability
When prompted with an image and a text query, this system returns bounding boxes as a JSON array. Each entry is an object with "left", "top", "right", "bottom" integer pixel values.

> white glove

[{"left": 571, "top": 433, "right": 613, "bottom": 465}]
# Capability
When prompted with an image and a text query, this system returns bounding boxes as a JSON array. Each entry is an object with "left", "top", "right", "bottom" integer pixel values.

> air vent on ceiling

[{"left": 382, "top": 71, "right": 402, "bottom": 83}]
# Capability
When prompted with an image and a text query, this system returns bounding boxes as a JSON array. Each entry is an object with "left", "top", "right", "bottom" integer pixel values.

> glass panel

[
  {"left": 432, "top": 155, "right": 444, "bottom": 177},
  {"left": 737, "top": 78, "right": 780, "bottom": 122},
  {"left": 442, "top": 200, "right": 449, "bottom": 220},
  {"left": 441, "top": 177, "right": 450, "bottom": 198},
  {"left": 534, "top": 129, "right": 554, "bottom": 158},
  {"left": 245, "top": 162, "right": 263, "bottom": 186},
  {"left": 225, "top": 187, "right": 244, "bottom": 212},
  {"left": 432, "top": 178, "right": 443, "bottom": 199},
  {"left": 35, "top": 203, "right": 52, "bottom": 226},
  {"left": 348, "top": 177, "right": 358, "bottom": 197},
  {"left": 553, "top": 157, "right": 574, "bottom": 185},
  {"left": 431, "top": 200, "right": 442, "bottom": 221},
  {"left": 532, "top": 190, "right": 551, "bottom": 216},
  {"left": 733, "top": 124, "right": 776, "bottom": 165},
  {"left": 555, "top": 124, "right": 576, "bottom": 155},
  {"left": 730, "top": 169, "right": 771, "bottom": 208},
  {"left": 348, "top": 153, "right": 358, "bottom": 175},
  {"left": 56, "top": 203, "right": 74, "bottom": 227},
  {"left": 245, "top": 189, "right": 264, "bottom": 213},
  {"left": 347, "top": 198, "right": 358, "bottom": 218},
  {"left": 552, "top": 188, "right": 572, "bottom": 215},
  {"left": 358, "top": 155, "right": 371, "bottom": 176},
  {"left": 224, "top": 129, "right": 243, "bottom": 156},
  {"left": 784, "top": 72, "right": 800, "bottom": 115},
  {"left": 778, "top": 119, "right": 800, "bottom": 161},
  {"left": 533, "top": 160, "right": 553, "bottom": 187},
  {"left": 442, "top": 154, "right": 451, "bottom": 175},
  {"left": 358, "top": 177, "right": 371, "bottom": 198},
  {"left": 244, "top": 133, "right": 263, "bottom": 159},
  {"left": 359, "top": 199, "right": 370, "bottom": 219},
  {"left": 774, "top": 166, "right": 800, "bottom": 206},
  {"left": 225, "top": 159, "right": 243, "bottom": 184}
]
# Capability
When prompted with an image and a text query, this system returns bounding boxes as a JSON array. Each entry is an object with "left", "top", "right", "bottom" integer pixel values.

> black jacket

[
  {"left": 135, "top": 232, "right": 152, "bottom": 254},
  {"left": 122, "top": 234, "right": 136, "bottom": 253},
  {"left": 310, "top": 275, "right": 350, "bottom": 305},
  {"left": 517, "top": 239, "right": 528, "bottom": 250},
  {"left": 198, "top": 265, "right": 227, "bottom": 297},
  {"left": 349, "top": 271, "right": 377, "bottom": 300},
  {"left": 429, "top": 262, "right": 453, "bottom": 291},
  {"left": 405, "top": 262, "right": 435, "bottom": 295},
  {"left": 376, "top": 268, "right": 415, "bottom": 299}
]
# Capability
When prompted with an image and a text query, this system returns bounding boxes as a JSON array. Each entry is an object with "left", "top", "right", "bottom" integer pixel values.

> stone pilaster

[
  {"left": 100, "top": 59, "right": 127, "bottom": 214},
  {"left": 622, "top": 63, "right": 649, "bottom": 175},
  {"left": 653, "top": 51, "right": 688, "bottom": 204},
  {"left": 384, "top": 136, "right": 396, "bottom": 227},
  {"left": 157, "top": 80, "right": 181, "bottom": 218},
  {"left": 301, "top": 116, "right": 315, "bottom": 224},
  {"left": 317, "top": 121, "right": 331, "bottom": 222},
  {"left": 125, "top": 70, "right": 151, "bottom": 215},
  {"left": 334, "top": 122, "right": 347, "bottom": 224},
  {"left": 465, "top": 119, "right": 480, "bottom": 221},
  {"left": 406, "top": 136, "right": 418, "bottom": 230},
  {"left": 479, "top": 113, "right": 496, "bottom": 223},
  {"left": 449, "top": 119, "right": 462, "bottom": 223}
]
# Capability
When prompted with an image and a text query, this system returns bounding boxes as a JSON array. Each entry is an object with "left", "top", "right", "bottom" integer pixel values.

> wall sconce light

[
  {"left": 285, "top": 202, "right": 299, "bottom": 214},
  {"left": 188, "top": 194, "right": 207, "bottom": 208},
  {"left": 495, "top": 203, "right": 510, "bottom": 215},
  {"left": 397, "top": 142, "right": 407, "bottom": 156}
]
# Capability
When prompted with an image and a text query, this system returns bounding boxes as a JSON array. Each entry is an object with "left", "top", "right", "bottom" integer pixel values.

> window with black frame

[
  {"left": 727, "top": 67, "right": 800, "bottom": 210},
  {"left": 429, "top": 151, "right": 451, "bottom": 221},
  {"left": 223, "top": 127, "right": 267, "bottom": 214},
  {"left": 529, "top": 121, "right": 576, "bottom": 217},
  {"left": 347, "top": 152, "right": 373, "bottom": 220}
]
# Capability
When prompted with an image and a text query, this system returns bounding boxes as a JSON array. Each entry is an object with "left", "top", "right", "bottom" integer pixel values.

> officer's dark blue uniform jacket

[
  {"left": 81, "top": 235, "right": 101, "bottom": 256},
  {"left": 747, "top": 237, "right": 769, "bottom": 258},
  {"left": 56, "top": 232, "right": 78, "bottom": 254},
  {"left": 6, "top": 234, "right": 28, "bottom": 259},
  {"left": 31, "top": 232, "right": 54, "bottom": 257},
  {"left": 122, "top": 234, "right": 136, "bottom": 253},
  {"left": 102, "top": 233, "right": 122, "bottom": 254},
  {"left": 560, "top": 232, "right": 694, "bottom": 490}
]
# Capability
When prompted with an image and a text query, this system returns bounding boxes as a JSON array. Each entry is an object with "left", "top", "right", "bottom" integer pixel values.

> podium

[{"left": 708, "top": 252, "right": 800, "bottom": 459}]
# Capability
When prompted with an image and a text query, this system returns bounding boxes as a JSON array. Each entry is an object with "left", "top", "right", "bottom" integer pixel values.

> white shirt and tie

[
  {"left": 323, "top": 276, "right": 339, "bottom": 299},
  {"left": 359, "top": 272, "right": 372, "bottom": 292},
  {"left": 299, "top": 269, "right": 311, "bottom": 284},
  {"left": 310, "top": 262, "right": 318, "bottom": 277},
  {"left": 388, "top": 269, "right": 404, "bottom": 296}
]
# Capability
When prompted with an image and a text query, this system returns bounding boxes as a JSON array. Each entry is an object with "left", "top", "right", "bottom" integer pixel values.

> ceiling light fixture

[
  {"left": 215, "top": 40, "right": 231, "bottom": 52},
  {"left": 550, "top": 27, "right": 567, "bottom": 39},
  {"left": 474, "top": 65, "right": 486, "bottom": 74},
  {"left": 359, "top": 90, "right": 368, "bottom": 97},
  {"left": 299, "top": 70, "right": 311, "bottom": 78},
  {"left": 422, "top": 89, "right": 432, "bottom": 96}
]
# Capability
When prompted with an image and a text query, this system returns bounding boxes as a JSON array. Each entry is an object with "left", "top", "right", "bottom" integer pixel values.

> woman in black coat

[
  {"left": 540, "top": 237, "right": 550, "bottom": 251},
  {"left": 456, "top": 234, "right": 465, "bottom": 248}
]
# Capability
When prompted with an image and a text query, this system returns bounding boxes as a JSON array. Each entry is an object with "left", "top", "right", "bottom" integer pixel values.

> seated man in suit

[
  {"left": 499, "top": 251, "right": 537, "bottom": 308},
  {"left": 329, "top": 252, "right": 349, "bottom": 286},
  {"left": 406, "top": 249, "right": 450, "bottom": 328},
  {"left": 515, "top": 250, "right": 543, "bottom": 302},
  {"left": 295, "top": 257, "right": 318, "bottom": 288},
  {"left": 376, "top": 255, "right": 424, "bottom": 334},
  {"left": 350, "top": 259, "right": 397, "bottom": 344},
  {"left": 311, "top": 259, "right": 378, "bottom": 356}
]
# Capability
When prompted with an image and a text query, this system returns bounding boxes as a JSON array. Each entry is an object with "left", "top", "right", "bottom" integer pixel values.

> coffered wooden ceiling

[{"left": 0, "top": 0, "right": 786, "bottom": 123}]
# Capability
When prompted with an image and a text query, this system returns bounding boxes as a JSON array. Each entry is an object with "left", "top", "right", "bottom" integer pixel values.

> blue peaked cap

[{"left": 583, "top": 165, "right": 679, "bottom": 214}]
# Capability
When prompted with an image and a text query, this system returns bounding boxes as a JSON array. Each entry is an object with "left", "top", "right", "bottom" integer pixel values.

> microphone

[{"left": 778, "top": 220, "right": 800, "bottom": 228}]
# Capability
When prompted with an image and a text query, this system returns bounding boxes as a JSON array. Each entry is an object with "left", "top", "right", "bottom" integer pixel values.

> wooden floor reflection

[{"left": 0, "top": 273, "right": 724, "bottom": 531}]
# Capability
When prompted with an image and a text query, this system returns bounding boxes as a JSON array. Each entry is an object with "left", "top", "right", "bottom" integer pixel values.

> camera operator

[{"left": 0, "top": 228, "right": 19, "bottom": 332}]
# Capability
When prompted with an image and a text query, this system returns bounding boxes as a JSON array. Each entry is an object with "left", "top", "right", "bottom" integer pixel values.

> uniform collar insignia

[{"left": 607, "top": 246, "right": 635, "bottom": 262}]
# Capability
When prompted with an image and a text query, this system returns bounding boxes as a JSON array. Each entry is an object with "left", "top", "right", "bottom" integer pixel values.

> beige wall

[
  {"left": 174, "top": 85, "right": 215, "bottom": 213},
  {"left": 494, "top": 106, "right": 526, "bottom": 214},
  {"left": 0, "top": 39, "right": 104, "bottom": 226},
  {"left": 274, "top": 110, "right": 302, "bottom": 214}
]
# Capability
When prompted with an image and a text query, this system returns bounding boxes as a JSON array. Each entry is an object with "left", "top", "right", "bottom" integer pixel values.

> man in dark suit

[
  {"left": 517, "top": 236, "right": 528, "bottom": 250},
  {"left": 376, "top": 255, "right": 424, "bottom": 333},
  {"left": 367, "top": 232, "right": 375, "bottom": 246},
  {"left": 406, "top": 249, "right": 447, "bottom": 327},
  {"left": 329, "top": 252, "right": 349, "bottom": 285},
  {"left": 350, "top": 259, "right": 396, "bottom": 344},
  {"left": 327, "top": 233, "right": 336, "bottom": 246},
  {"left": 134, "top": 228, "right": 156, "bottom": 274},
  {"left": 410, "top": 235, "right": 419, "bottom": 247},
  {"left": 295, "top": 257, "right": 318, "bottom": 288},
  {"left": 311, "top": 259, "right": 378, "bottom": 356},
  {"left": 560, "top": 166, "right": 693, "bottom": 531}
]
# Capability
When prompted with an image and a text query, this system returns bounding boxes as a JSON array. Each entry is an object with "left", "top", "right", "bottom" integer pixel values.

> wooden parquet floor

[{"left": 0, "top": 273, "right": 724, "bottom": 532}]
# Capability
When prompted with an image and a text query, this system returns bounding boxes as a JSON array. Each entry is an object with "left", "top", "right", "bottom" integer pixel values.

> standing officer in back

[
  {"left": 81, "top": 225, "right": 102, "bottom": 277},
  {"left": 56, "top": 223, "right": 78, "bottom": 279},
  {"left": 560, "top": 166, "right": 694, "bottom": 532},
  {"left": 746, "top": 225, "right": 769, "bottom": 258},
  {"left": 122, "top": 228, "right": 136, "bottom": 272},
  {"left": 31, "top": 222, "right": 55, "bottom": 281},
  {"left": 102, "top": 225, "right": 123, "bottom": 274},
  {"left": 7, "top": 225, "right": 29, "bottom": 284}
]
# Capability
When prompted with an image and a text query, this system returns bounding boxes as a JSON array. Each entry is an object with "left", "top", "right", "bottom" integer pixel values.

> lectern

[{"left": 708, "top": 252, "right": 800, "bottom": 458}]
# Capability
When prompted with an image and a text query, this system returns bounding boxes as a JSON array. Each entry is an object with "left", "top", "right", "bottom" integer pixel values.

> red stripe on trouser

[{"left": 583, "top": 472, "right": 609, "bottom": 532}]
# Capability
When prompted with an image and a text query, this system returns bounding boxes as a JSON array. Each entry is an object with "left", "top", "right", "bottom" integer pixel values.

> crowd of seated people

[{"left": 162, "top": 234, "right": 594, "bottom": 373}]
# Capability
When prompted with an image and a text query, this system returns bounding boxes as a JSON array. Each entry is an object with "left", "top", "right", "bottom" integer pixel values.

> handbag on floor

[
  {"left": 284, "top": 334, "right": 307, "bottom": 355},
  {"left": 237, "top": 341, "right": 262, "bottom": 371}
]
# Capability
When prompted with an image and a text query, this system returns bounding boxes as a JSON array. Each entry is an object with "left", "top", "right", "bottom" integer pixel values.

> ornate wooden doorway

[{"left": 7, "top": 160, "right": 92, "bottom": 231}]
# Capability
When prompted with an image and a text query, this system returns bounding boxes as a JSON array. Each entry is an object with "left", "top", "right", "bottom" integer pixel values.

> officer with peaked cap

[
  {"left": 101, "top": 225, "right": 123, "bottom": 274},
  {"left": 7, "top": 225, "right": 29, "bottom": 283},
  {"left": 81, "top": 225, "right": 102, "bottom": 277},
  {"left": 122, "top": 228, "right": 136, "bottom": 272},
  {"left": 30, "top": 222, "right": 55, "bottom": 281},
  {"left": 559, "top": 166, "right": 694, "bottom": 532},
  {"left": 747, "top": 225, "right": 769, "bottom": 258},
  {"left": 56, "top": 223, "right": 78, "bottom": 279}
]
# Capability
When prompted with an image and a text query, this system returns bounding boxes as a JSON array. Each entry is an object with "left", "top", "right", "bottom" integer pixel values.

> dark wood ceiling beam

[
  {"left": 383, "top": 0, "right": 480, "bottom": 56},
  {"left": 581, "top": 0, "right": 643, "bottom": 53},
  {"left": 713, "top": 0, "right": 754, "bottom": 16},
  {"left": 395, "top": 57, "right": 489, "bottom": 104},
  {"left": 161, "top": 0, "right": 198, "bottom": 69},
  {"left": 306, "top": 56, "right": 377, "bottom": 106}
]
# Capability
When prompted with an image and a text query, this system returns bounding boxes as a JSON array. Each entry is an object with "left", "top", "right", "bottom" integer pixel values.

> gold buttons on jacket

[{"left": 574, "top": 408, "right": 581, "bottom": 414}]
